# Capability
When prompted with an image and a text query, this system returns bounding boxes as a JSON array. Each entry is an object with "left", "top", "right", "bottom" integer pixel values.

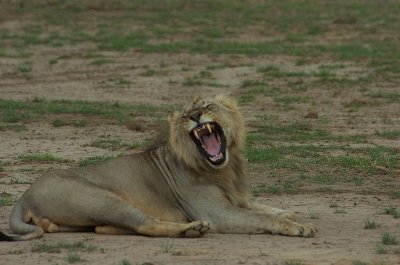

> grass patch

[
  {"left": 79, "top": 155, "right": 116, "bottom": 166},
  {"left": 52, "top": 118, "right": 87, "bottom": 127},
  {"left": 32, "top": 240, "right": 96, "bottom": 253},
  {"left": 119, "top": 260, "right": 132, "bottom": 265},
  {"left": 376, "top": 130, "right": 400, "bottom": 140},
  {"left": 364, "top": 218, "right": 378, "bottom": 229},
  {"left": 376, "top": 244, "right": 388, "bottom": 254},
  {"left": 0, "top": 98, "right": 170, "bottom": 124},
  {"left": 382, "top": 205, "right": 399, "bottom": 218},
  {"left": 87, "top": 139, "right": 126, "bottom": 150},
  {"left": 0, "top": 124, "right": 27, "bottom": 131},
  {"left": 159, "top": 240, "right": 182, "bottom": 255},
  {"left": 89, "top": 59, "right": 114, "bottom": 66},
  {"left": 307, "top": 208, "right": 320, "bottom": 219},
  {"left": 141, "top": 68, "right": 157, "bottom": 77},
  {"left": 66, "top": 252, "right": 82, "bottom": 263},
  {"left": 252, "top": 184, "right": 281, "bottom": 196},
  {"left": 389, "top": 190, "right": 400, "bottom": 199},
  {"left": 352, "top": 261, "right": 367, "bottom": 265},
  {"left": 19, "top": 153, "right": 71, "bottom": 163},
  {"left": 382, "top": 232, "right": 399, "bottom": 245},
  {"left": 0, "top": 197, "right": 13, "bottom": 206},
  {"left": 283, "top": 260, "right": 304, "bottom": 265}
]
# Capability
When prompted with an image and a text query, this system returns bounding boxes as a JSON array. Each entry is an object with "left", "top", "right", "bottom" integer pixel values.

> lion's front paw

[
  {"left": 184, "top": 220, "right": 210, "bottom": 238},
  {"left": 279, "top": 221, "right": 317, "bottom": 237},
  {"left": 295, "top": 223, "right": 317, "bottom": 237}
]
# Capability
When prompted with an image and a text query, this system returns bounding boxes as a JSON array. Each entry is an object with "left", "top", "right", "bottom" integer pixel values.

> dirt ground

[{"left": 1, "top": 2, "right": 400, "bottom": 264}]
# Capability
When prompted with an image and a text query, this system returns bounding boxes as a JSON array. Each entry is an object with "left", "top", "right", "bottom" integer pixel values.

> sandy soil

[{"left": 0, "top": 47, "right": 399, "bottom": 265}]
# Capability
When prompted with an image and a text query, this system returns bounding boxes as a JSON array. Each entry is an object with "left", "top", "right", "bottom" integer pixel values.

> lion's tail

[{"left": 0, "top": 202, "right": 44, "bottom": 241}]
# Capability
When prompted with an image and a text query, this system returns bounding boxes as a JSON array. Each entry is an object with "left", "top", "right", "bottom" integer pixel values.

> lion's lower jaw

[{"left": 207, "top": 151, "right": 229, "bottom": 169}]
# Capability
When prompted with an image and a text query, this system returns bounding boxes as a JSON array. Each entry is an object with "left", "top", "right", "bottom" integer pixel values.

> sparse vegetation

[
  {"left": 120, "top": 259, "right": 132, "bottom": 265},
  {"left": 364, "top": 218, "right": 378, "bottom": 229},
  {"left": 283, "top": 260, "right": 305, "bottom": 265},
  {"left": 382, "top": 232, "right": 399, "bottom": 245},
  {"left": 87, "top": 139, "right": 125, "bottom": 150},
  {"left": 18, "top": 153, "right": 71, "bottom": 163},
  {"left": 352, "top": 261, "right": 367, "bottom": 265},
  {"left": 0, "top": 98, "right": 172, "bottom": 124},
  {"left": 376, "top": 244, "right": 388, "bottom": 254},
  {"left": 79, "top": 155, "right": 117, "bottom": 166},
  {"left": 0, "top": 197, "right": 13, "bottom": 206},
  {"left": 52, "top": 118, "right": 87, "bottom": 128},
  {"left": 307, "top": 208, "right": 320, "bottom": 220},
  {"left": 32, "top": 240, "right": 97, "bottom": 253},
  {"left": 66, "top": 252, "right": 82, "bottom": 263}
]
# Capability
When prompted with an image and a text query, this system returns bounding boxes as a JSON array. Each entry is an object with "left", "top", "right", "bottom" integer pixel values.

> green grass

[
  {"left": 66, "top": 252, "right": 82, "bottom": 263},
  {"left": 0, "top": 197, "right": 13, "bottom": 206},
  {"left": 376, "top": 130, "right": 400, "bottom": 140},
  {"left": 19, "top": 153, "right": 71, "bottom": 163},
  {"left": 0, "top": 124, "right": 27, "bottom": 131},
  {"left": 1, "top": 0, "right": 400, "bottom": 65},
  {"left": 245, "top": 132, "right": 400, "bottom": 180},
  {"left": 282, "top": 260, "right": 304, "bottom": 265},
  {"left": 352, "top": 261, "right": 367, "bottom": 265},
  {"left": 119, "top": 259, "right": 132, "bottom": 265},
  {"left": 52, "top": 118, "right": 87, "bottom": 127},
  {"left": 382, "top": 232, "right": 399, "bottom": 245},
  {"left": 389, "top": 190, "right": 400, "bottom": 199},
  {"left": 376, "top": 244, "right": 388, "bottom": 254},
  {"left": 159, "top": 241, "right": 176, "bottom": 254},
  {"left": 87, "top": 139, "right": 126, "bottom": 150},
  {"left": 31, "top": 240, "right": 96, "bottom": 253},
  {"left": 141, "top": 68, "right": 157, "bottom": 77},
  {"left": 0, "top": 98, "right": 171, "bottom": 124},
  {"left": 382, "top": 205, "right": 399, "bottom": 218},
  {"left": 89, "top": 58, "right": 114, "bottom": 66},
  {"left": 364, "top": 218, "right": 378, "bottom": 229},
  {"left": 252, "top": 184, "right": 281, "bottom": 196},
  {"left": 79, "top": 155, "right": 117, "bottom": 166}
]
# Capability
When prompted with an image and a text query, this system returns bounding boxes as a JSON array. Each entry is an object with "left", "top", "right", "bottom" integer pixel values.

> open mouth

[{"left": 190, "top": 122, "right": 227, "bottom": 165}]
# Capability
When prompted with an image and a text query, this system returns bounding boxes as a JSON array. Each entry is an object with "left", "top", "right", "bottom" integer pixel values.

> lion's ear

[{"left": 214, "top": 94, "right": 239, "bottom": 111}]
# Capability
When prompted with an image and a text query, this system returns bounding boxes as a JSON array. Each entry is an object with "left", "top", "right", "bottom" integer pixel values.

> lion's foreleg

[
  {"left": 208, "top": 206, "right": 316, "bottom": 237},
  {"left": 249, "top": 201, "right": 297, "bottom": 221}
]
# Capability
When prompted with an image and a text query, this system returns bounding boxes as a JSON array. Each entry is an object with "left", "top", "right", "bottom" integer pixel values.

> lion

[{"left": 0, "top": 95, "right": 316, "bottom": 241}]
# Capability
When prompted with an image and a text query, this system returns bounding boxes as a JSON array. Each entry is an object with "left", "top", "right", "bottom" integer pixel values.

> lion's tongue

[{"left": 202, "top": 134, "right": 220, "bottom": 156}]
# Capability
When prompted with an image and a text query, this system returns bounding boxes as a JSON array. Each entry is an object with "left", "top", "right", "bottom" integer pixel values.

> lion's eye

[
  {"left": 181, "top": 114, "right": 187, "bottom": 120},
  {"left": 206, "top": 104, "right": 213, "bottom": 109}
]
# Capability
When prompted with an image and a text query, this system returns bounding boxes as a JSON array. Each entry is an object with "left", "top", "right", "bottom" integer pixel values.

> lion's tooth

[
  {"left": 194, "top": 130, "right": 199, "bottom": 139},
  {"left": 206, "top": 123, "right": 212, "bottom": 134}
]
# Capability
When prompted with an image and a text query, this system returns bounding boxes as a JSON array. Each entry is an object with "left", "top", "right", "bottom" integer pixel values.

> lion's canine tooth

[
  {"left": 206, "top": 123, "right": 212, "bottom": 134},
  {"left": 193, "top": 130, "right": 199, "bottom": 139}
]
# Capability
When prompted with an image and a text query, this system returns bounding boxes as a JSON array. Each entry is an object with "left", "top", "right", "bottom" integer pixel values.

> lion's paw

[
  {"left": 295, "top": 223, "right": 317, "bottom": 237},
  {"left": 184, "top": 220, "right": 209, "bottom": 238}
]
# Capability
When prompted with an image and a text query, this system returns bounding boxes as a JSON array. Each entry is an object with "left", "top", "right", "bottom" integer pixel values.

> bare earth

[{"left": 0, "top": 48, "right": 399, "bottom": 264}]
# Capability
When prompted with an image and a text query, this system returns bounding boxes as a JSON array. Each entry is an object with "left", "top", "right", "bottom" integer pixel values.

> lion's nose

[{"left": 189, "top": 112, "right": 202, "bottom": 123}]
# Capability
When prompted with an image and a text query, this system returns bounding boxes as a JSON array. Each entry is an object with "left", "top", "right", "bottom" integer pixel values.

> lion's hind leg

[{"left": 95, "top": 226, "right": 136, "bottom": 235}]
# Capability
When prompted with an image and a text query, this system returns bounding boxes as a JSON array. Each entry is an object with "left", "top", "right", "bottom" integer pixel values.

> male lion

[{"left": 0, "top": 95, "right": 316, "bottom": 241}]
